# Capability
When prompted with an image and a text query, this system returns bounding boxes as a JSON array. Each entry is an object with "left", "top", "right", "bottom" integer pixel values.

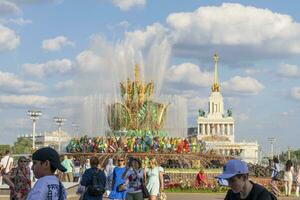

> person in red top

[{"left": 196, "top": 169, "right": 207, "bottom": 188}]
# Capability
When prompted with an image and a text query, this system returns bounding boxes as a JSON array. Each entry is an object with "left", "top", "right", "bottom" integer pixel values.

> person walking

[
  {"left": 145, "top": 158, "right": 164, "bottom": 200},
  {"left": 284, "top": 160, "right": 294, "bottom": 196},
  {"left": 104, "top": 158, "right": 115, "bottom": 196},
  {"left": 80, "top": 156, "right": 106, "bottom": 200},
  {"left": 270, "top": 157, "right": 280, "bottom": 196},
  {"left": 73, "top": 157, "right": 81, "bottom": 182},
  {"left": 217, "top": 159, "right": 276, "bottom": 200},
  {"left": 108, "top": 157, "right": 127, "bottom": 200},
  {"left": 61, "top": 155, "right": 74, "bottom": 182},
  {"left": 0, "top": 150, "right": 14, "bottom": 184},
  {"left": 26, "top": 147, "right": 67, "bottom": 200},
  {"left": 122, "top": 158, "right": 144, "bottom": 200},
  {"left": 3, "top": 156, "right": 31, "bottom": 200}
]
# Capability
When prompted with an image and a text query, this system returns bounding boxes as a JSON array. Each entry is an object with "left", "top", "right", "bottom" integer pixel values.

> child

[
  {"left": 27, "top": 147, "right": 67, "bottom": 200},
  {"left": 217, "top": 159, "right": 276, "bottom": 200}
]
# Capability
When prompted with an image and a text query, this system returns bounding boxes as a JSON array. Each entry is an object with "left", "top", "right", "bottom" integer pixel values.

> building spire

[{"left": 211, "top": 53, "right": 220, "bottom": 92}]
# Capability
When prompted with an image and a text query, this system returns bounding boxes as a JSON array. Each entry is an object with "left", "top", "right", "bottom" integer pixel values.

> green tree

[
  {"left": 13, "top": 137, "right": 32, "bottom": 154},
  {"left": 0, "top": 145, "right": 11, "bottom": 155}
]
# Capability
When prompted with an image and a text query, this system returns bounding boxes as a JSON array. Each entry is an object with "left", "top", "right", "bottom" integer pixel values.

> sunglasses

[
  {"left": 118, "top": 159, "right": 125, "bottom": 162},
  {"left": 19, "top": 160, "right": 27, "bottom": 163}
]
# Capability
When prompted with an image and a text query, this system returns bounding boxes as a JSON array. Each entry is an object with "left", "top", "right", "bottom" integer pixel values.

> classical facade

[
  {"left": 18, "top": 131, "right": 71, "bottom": 152},
  {"left": 193, "top": 54, "right": 259, "bottom": 163}
]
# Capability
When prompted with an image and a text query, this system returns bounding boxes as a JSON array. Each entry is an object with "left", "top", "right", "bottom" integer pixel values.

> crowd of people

[
  {"left": 66, "top": 135, "right": 206, "bottom": 154},
  {"left": 270, "top": 157, "right": 300, "bottom": 197},
  {"left": 2, "top": 145, "right": 300, "bottom": 200},
  {"left": 0, "top": 148, "right": 167, "bottom": 200}
]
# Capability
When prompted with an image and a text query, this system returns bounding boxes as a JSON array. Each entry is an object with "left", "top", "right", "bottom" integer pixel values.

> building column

[
  {"left": 207, "top": 124, "right": 211, "bottom": 135},
  {"left": 221, "top": 124, "right": 224, "bottom": 135},
  {"left": 202, "top": 124, "right": 205, "bottom": 135},
  {"left": 198, "top": 124, "right": 200, "bottom": 135},
  {"left": 228, "top": 124, "right": 231, "bottom": 135},
  {"left": 217, "top": 124, "right": 220, "bottom": 135},
  {"left": 232, "top": 124, "right": 235, "bottom": 135}
]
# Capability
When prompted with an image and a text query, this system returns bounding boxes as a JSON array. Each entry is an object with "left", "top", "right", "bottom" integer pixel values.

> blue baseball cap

[{"left": 216, "top": 159, "right": 248, "bottom": 184}]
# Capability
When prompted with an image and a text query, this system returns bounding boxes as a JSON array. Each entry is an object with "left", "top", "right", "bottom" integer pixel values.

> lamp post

[
  {"left": 54, "top": 117, "right": 66, "bottom": 153},
  {"left": 268, "top": 137, "right": 276, "bottom": 159},
  {"left": 27, "top": 110, "right": 42, "bottom": 150}
]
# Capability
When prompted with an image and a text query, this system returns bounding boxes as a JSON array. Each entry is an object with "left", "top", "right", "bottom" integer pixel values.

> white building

[
  {"left": 18, "top": 131, "right": 71, "bottom": 152},
  {"left": 193, "top": 54, "right": 259, "bottom": 164}
]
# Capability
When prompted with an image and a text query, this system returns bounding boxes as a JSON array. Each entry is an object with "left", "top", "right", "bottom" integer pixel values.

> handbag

[
  {"left": 158, "top": 192, "right": 167, "bottom": 200},
  {"left": 140, "top": 178, "right": 149, "bottom": 198},
  {"left": 117, "top": 183, "right": 126, "bottom": 192}
]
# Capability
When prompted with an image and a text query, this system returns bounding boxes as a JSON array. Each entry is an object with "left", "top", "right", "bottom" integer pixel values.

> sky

[{"left": 0, "top": 0, "right": 300, "bottom": 155}]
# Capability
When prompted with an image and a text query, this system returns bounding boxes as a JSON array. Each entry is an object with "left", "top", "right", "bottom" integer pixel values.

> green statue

[
  {"left": 198, "top": 109, "right": 205, "bottom": 117},
  {"left": 227, "top": 109, "right": 233, "bottom": 117}
]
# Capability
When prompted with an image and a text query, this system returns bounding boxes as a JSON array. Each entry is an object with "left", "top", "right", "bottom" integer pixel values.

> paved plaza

[{"left": 162, "top": 193, "right": 298, "bottom": 200}]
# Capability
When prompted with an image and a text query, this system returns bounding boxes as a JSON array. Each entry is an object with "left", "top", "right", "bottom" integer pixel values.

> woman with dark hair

[
  {"left": 108, "top": 156, "right": 127, "bottom": 200},
  {"left": 122, "top": 158, "right": 144, "bottom": 200},
  {"left": 3, "top": 156, "right": 31, "bottom": 200},
  {"left": 270, "top": 157, "right": 280, "bottom": 196},
  {"left": 284, "top": 160, "right": 294, "bottom": 196}
]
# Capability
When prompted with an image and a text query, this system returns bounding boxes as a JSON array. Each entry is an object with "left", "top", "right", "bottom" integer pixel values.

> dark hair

[
  {"left": 5, "top": 150, "right": 10, "bottom": 155},
  {"left": 273, "top": 157, "right": 279, "bottom": 164},
  {"left": 90, "top": 156, "right": 99, "bottom": 167},
  {"left": 131, "top": 158, "right": 142, "bottom": 168},
  {"left": 41, "top": 161, "right": 57, "bottom": 173},
  {"left": 286, "top": 160, "right": 293, "bottom": 171}
]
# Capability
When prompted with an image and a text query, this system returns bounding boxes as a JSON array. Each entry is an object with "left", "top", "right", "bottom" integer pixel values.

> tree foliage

[{"left": 13, "top": 137, "right": 32, "bottom": 154}]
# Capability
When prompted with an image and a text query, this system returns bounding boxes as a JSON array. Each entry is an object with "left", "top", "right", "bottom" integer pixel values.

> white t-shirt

[
  {"left": 0, "top": 155, "right": 13, "bottom": 174},
  {"left": 27, "top": 175, "right": 67, "bottom": 200},
  {"left": 124, "top": 168, "right": 144, "bottom": 193}
]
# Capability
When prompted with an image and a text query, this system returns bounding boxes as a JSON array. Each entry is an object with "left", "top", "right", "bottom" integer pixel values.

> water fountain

[{"left": 80, "top": 64, "right": 187, "bottom": 137}]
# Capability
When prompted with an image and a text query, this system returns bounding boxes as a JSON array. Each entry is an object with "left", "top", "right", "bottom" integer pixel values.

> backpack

[{"left": 87, "top": 170, "right": 105, "bottom": 196}]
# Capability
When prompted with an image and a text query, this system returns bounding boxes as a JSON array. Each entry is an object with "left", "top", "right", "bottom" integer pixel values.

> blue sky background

[{"left": 0, "top": 0, "right": 300, "bottom": 156}]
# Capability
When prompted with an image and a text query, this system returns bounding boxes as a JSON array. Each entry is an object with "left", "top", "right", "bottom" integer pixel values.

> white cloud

[
  {"left": 0, "top": 95, "right": 83, "bottom": 108},
  {"left": 277, "top": 63, "right": 300, "bottom": 78},
  {"left": 55, "top": 80, "right": 73, "bottom": 91},
  {"left": 112, "top": 0, "right": 146, "bottom": 11},
  {"left": 9, "top": 18, "right": 32, "bottom": 25},
  {"left": 0, "top": 95, "right": 50, "bottom": 108},
  {"left": 42, "top": 36, "right": 74, "bottom": 51},
  {"left": 165, "top": 63, "right": 213, "bottom": 88},
  {"left": 0, "top": 71, "right": 44, "bottom": 94},
  {"left": 166, "top": 3, "right": 300, "bottom": 60},
  {"left": 291, "top": 87, "right": 300, "bottom": 101},
  {"left": 222, "top": 76, "right": 264, "bottom": 95},
  {"left": 0, "top": 25, "right": 20, "bottom": 52},
  {"left": 0, "top": 1, "right": 21, "bottom": 16},
  {"left": 22, "top": 59, "right": 72, "bottom": 78},
  {"left": 76, "top": 50, "right": 103, "bottom": 72}
]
